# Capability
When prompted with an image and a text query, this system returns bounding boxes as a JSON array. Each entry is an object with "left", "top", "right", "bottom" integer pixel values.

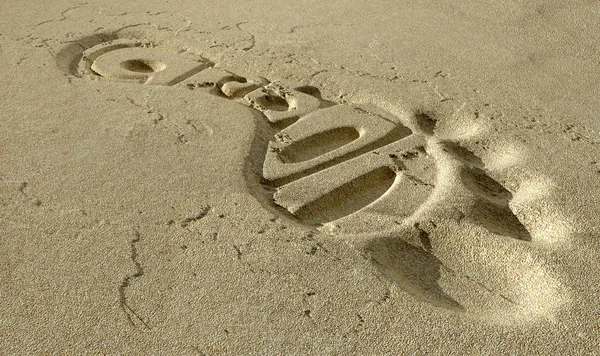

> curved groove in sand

[
  {"left": 293, "top": 166, "right": 398, "bottom": 225},
  {"left": 278, "top": 126, "right": 360, "bottom": 163}
]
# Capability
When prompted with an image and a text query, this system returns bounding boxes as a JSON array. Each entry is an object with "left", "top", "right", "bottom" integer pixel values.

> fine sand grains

[{"left": 1, "top": 2, "right": 600, "bottom": 354}]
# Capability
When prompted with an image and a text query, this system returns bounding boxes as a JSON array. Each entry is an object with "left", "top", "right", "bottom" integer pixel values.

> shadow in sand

[
  {"left": 444, "top": 141, "right": 532, "bottom": 242},
  {"left": 365, "top": 234, "right": 464, "bottom": 311},
  {"left": 55, "top": 33, "right": 120, "bottom": 77},
  {"left": 460, "top": 166, "right": 532, "bottom": 241}
]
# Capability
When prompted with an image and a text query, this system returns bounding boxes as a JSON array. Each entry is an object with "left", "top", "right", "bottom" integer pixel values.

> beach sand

[{"left": 1, "top": 0, "right": 599, "bottom": 354}]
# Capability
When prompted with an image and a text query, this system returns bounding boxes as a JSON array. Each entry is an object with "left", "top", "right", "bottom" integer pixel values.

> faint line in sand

[{"left": 118, "top": 229, "right": 151, "bottom": 330}]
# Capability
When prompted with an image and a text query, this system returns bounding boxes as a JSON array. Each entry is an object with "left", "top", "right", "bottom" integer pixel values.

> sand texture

[{"left": 1, "top": 0, "right": 600, "bottom": 354}]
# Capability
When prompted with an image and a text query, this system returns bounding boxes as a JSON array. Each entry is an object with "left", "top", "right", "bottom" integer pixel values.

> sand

[{"left": 1, "top": 0, "right": 599, "bottom": 354}]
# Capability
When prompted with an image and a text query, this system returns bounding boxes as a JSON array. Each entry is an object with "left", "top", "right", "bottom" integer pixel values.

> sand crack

[{"left": 118, "top": 229, "right": 151, "bottom": 330}]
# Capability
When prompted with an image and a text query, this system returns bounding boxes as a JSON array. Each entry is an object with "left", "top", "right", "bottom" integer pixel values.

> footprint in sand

[{"left": 57, "top": 34, "right": 566, "bottom": 320}]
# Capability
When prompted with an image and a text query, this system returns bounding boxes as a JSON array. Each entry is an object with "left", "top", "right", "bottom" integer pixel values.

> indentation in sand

[
  {"left": 120, "top": 59, "right": 166, "bottom": 73},
  {"left": 57, "top": 33, "right": 570, "bottom": 320},
  {"left": 278, "top": 127, "right": 360, "bottom": 163},
  {"left": 292, "top": 166, "right": 397, "bottom": 225}
]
